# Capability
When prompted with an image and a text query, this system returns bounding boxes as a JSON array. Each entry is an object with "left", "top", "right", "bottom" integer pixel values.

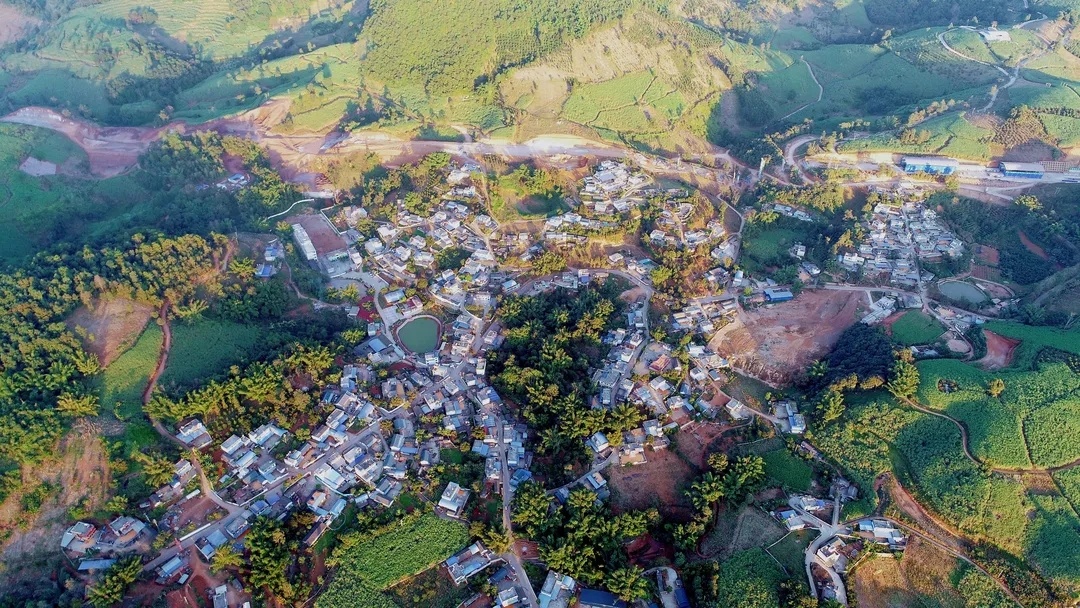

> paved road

[{"left": 789, "top": 493, "right": 849, "bottom": 606}]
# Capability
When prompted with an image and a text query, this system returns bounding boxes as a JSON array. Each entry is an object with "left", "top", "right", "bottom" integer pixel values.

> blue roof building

[
  {"left": 578, "top": 589, "right": 628, "bottom": 608},
  {"left": 1000, "top": 161, "right": 1044, "bottom": 179},
  {"left": 901, "top": 156, "right": 959, "bottom": 175}
]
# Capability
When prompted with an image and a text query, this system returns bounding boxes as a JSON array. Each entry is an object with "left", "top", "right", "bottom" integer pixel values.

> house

[
  {"left": 106, "top": 516, "right": 146, "bottom": 547},
  {"left": 776, "top": 509, "right": 807, "bottom": 531},
  {"left": 980, "top": 28, "right": 1011, "bottom": 42},
  {"left": 725, "top": 398, "right": 751, "bottom": 420},
  {"left": 901, "top": 156, "right": 959, "bottom": 175},
  {"left": 584, "top": 471, "right": 607, "bottom": 492},
  {"left": 497, "top": 587, "right": 521, "bottom": 607},
  {"left": 157, "top": 555, "right": 186, "bottom": 579},
  {"left": 176, "top": 419, "right": 212, "bottom": 448},
  {"left": 789, "top": 413, "right": 807, "bottom": 434},
  {"left": 586, "top": 432, "right": 610, "bottom": 455},
  {"left": 437, "top": 481, "right": 471, "bottom": 519},
  {"left": 577, "top": 589, "right": 628, "bottom": 608},
  {"left": 764, "top": 288, "right": 794, "bottom": 303},
  {"left": 61, "top": 522, "right": 99, "bottom": 553},
  {"left": 538, "top": 571, "right": 577, "bottom": 608},
  {"left": 444, "top": 542, "right": 496, "bottom": 584}
]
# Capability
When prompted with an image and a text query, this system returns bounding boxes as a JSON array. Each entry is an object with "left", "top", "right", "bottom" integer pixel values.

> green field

[
  {"left": 97, "top": 323, "right": 163, "bottom": 420},
  {"left": 890, "top": 311, "right": 947, "bottom": 346},
  {"left": 761, "top": 448, "right": 813, "bottom": 492},
  {"left": 322, "top": 512, "right": 468, "bottom": 591},
  {"left": 159, "top": 319, "right": 279, "bottom": 392},
  {"left": 0, "top": 124, "right": 147, "bottom": 263},
  {"left": 916, "top": 357, "right": 1080, "bottom": 469}
]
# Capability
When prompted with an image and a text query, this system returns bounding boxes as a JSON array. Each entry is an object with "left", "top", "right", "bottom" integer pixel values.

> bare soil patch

[
  {"left": 979, "top": 330, "right": 1020, "bottom": 370},
  {"left": 975, "top": 244, "right": 1001, "bottom": 266},
  {"left": 2, "top": 107, "right": 165, "bottom": 177},
  {"left": 18, "top": 156, "right": 57, "bottom": 176},
  {"left": 710, "top": 290, "right": 863, "bottom": 384},
  {"left": 1018, "top": 229, "right": 1050, "bottom": 260},
  {"left": 946, "top": 338, "right": 971, "bottom": 354},
  {"left": 66, "top": 298, "right": 154, "bottom": 367},
  {"left": 608, "top": 447, "right": 695, "bottom": 518},
  {"left": 0, "top": 424, "right": 112, "bottom": 588},
  {"left": 972, "top": 279, "right": 1012, "bottom": 299},
  {"left": 853, "top": 537, "right": 966, "bottom": 608},
  {"left": 0, "top": 4, "right": 37, "bottom": 44}
]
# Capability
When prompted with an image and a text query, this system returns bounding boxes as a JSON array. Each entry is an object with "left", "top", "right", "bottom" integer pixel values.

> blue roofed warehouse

[
  {"left": 901, "top": 156, "right": 960, "bottom": 175},
  {"left": 999, "top": 161, "right": 1044, "bottom": 179}
]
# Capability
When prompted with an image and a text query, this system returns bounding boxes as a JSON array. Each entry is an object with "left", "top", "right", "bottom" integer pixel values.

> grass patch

[
  {"left": 97, "top": 323, "right": 163, "bottom": 421},
  {"left": 761, "top": 449, "right": 813, "bottom": 492},
  {"left": 321, "top": 512, "right": 469, "bottom": 590},
  {"left": 160, "top": 318, "right": 280, "bottom": 392},
  {"left": 890, "top": 311, "right": 947, "bottom": 346},
  {"left": 765, "top": 530, "right": 812, "bottom": 577}
]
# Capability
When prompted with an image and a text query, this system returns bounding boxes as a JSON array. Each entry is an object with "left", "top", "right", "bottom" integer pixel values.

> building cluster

[
  {"left": 579, "top": 160, "right": 649, "bottom": 201},
  {"left": 843, "top": 196, "right": 965, "bottom": 287}
]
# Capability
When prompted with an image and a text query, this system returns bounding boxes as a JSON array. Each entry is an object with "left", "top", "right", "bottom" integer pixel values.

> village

[{"left": 60, "top": 157, "right": 934, "bottom": 608}]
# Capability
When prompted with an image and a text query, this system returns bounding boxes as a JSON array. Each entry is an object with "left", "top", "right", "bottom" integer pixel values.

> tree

[
  {"left": 887, "top": 359, "right": 921, "bottom": 400},
  {"left": 987, "top": 378, "right": 1005, "bottom": 398},
  {"left": 56, "top": 392, "right": 99, "bottom": 418},
  {"left": 531, "top": 250, "right": 567, "bottom": 276},
  {"left": 816, "top": 390, "right": 845, "bottom": 425},
  {"left": 137, "top": 453, "right": 177, "bottom": 487},
  {"left": 211, "top": 543, "right": 243, "bottom": 573},
  {"left": 722, "top": 455, "right": 766, "bottom": 500},
  {"left": 607, "top": 567, "right": 651, "bottom": 601},
  {"left": 87, "top": 557, "right": 142, "bottom": 608},
  {"left": 1015, "top": 194, "right": 1041, "bottom": 212},
  {"left": 247, "top": 517, "right": 291, "bottom": 597},
  {"left": 104, "top": 495, "right": 128, "bottom": 515}
]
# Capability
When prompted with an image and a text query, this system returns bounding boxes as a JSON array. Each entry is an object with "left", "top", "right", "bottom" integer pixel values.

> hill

[{"left": 2, "top": 0, "right": 1080, "bottom": 158}]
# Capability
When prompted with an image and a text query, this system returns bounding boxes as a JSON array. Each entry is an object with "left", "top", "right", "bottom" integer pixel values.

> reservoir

[
  {"left": 397, "top": 316, "right": 441, "bottom": 353},
  {"left": 938, "top": 281, "right": 986, "bottom": 305}
]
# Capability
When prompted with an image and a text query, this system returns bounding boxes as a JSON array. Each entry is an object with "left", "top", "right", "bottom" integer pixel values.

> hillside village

[{"left": 33, "top": 131, "right": 1072, "bottom": 608}]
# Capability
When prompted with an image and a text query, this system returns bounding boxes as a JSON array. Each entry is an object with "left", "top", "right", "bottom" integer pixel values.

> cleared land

[
  {"left": 66, "top": 298, "right": 154, "bottom": 367},
  {"left": 608, "top": 446, "right": 695, "bottom": 518},
  {"left": 853, "top": 536, "right": 1013, "bottom": 608},
  {"left": 710, "top": 290, "right": 863, "bottom": 384}
]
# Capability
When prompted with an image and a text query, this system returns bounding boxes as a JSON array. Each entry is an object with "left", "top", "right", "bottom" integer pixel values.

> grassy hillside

[{"left": 1, "top": 0, "right": 1080, "bottom": 158}]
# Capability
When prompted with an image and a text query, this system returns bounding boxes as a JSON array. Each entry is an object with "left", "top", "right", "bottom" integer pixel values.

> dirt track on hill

[{"left": 1, "top": 106, "right": 630, "bottom": 184}]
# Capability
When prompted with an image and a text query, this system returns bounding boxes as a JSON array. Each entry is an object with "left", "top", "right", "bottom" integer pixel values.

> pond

[
  {"left": 938, "top": 281, "right": 987, "bottom": 305},
  {"left": 397, "top": 316, "right": 441, "bottom": 353}
]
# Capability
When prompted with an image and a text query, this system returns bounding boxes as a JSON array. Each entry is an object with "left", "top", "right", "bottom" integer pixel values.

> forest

[{"left": 488, "top": 280, "right": 647, "bottom": 484}]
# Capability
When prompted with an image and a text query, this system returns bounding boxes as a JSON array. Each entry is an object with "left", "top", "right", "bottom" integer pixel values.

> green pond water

[
  {"left": 398, "top": 316, "right": 440, "bottom": 353},
  {"left": 938, "top": 281, "right": 986, "bottom": 305}
]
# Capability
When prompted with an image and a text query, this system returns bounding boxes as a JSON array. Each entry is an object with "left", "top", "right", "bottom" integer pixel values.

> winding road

[{"left": 897, "top": 395, "right": 1080, "bottom": 475}]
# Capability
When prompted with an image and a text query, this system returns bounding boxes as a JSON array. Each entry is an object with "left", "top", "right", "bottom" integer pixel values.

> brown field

[
  {"left": 608, "top": 446, "right": 695, "bottom": 518},
  {"left": 853, "top": 537, "right": 967, "bottom": 608},
  {"left": 710, "top": 290, "right": 863, "bottom": 384},
  {"left": 0, "top": 4, "right": 37, "bottom": 44},
  {"left": 975, "top": 244, "right": 1001, "bottom": 266},
  {"left": 0, "top": 424, "right": 112, "bottom": 591},
  {"left": 66, "top": 298, "right": 154, "bottom": 367},
  {"left": 979, "top": 330, "right": 1020, "bottom": 370}
]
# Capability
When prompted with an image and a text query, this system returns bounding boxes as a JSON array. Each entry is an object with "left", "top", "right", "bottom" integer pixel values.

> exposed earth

[
  {"left": 710, "top": 290, "right": 864, "bottom": 385},
  {"left": 978, "top": 330, "right": 1021, "bottom": 370},
  {"left": 66, "top": 298, "right": 155, "bottom": 367}
]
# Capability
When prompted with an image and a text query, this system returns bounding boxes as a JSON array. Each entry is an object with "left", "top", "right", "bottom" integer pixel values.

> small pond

[
  {"left": 938, "top": 281, "right": 986, "bottom": 305},
  {"left": 397, "top": 316, "right": 441, "bottom": 353}
]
